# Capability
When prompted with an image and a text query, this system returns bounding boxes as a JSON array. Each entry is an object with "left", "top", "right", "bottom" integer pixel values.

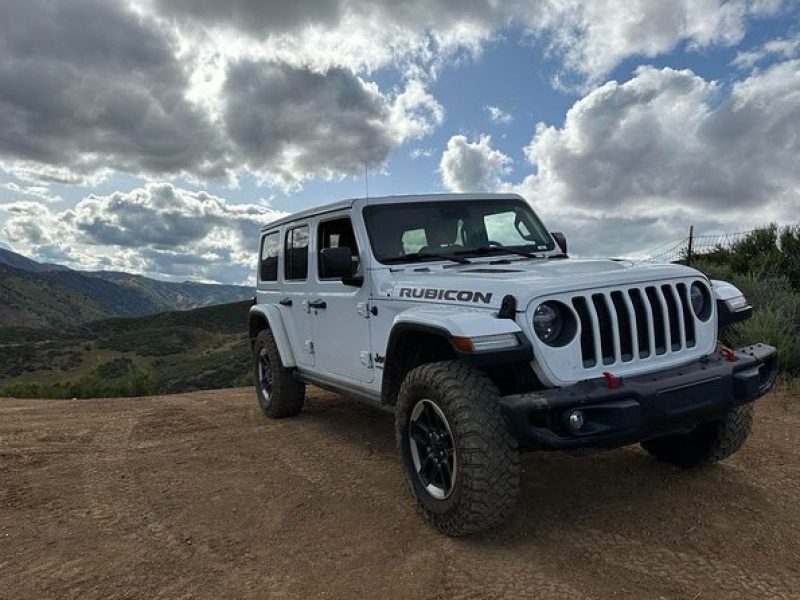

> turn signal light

[{"left": 451, "top": 337, "right": 474, "bottom": 352}]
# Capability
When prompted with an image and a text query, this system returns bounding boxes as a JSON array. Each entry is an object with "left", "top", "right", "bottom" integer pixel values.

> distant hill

[
  {"left": 0, "top": 300, "right": 253, "bottom": 399},
  {"left": 0, "top": 248, "right": 253, "bottom": 329},
  {"left": 0, "top": 247, "right": 70, "bottom": 273},
  {"left": 85, "top": 270, "right": 253, "bottom": 312}
]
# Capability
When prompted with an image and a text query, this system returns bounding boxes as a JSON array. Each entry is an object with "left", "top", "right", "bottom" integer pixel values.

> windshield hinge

[{"left": 498, "top": 294, "right": 517, "bottom": 319}]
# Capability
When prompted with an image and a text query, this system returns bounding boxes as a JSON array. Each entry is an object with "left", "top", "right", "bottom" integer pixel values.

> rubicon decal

[{"left": 398, "top": 287, "right": 493, "bottom": 304}]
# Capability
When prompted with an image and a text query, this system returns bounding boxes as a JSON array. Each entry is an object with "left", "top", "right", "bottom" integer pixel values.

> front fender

[
  {"left": 392, "top": 306, "right": 523, "bottom": 339},
  {"left": 249, "top": 304, "right": 296, "bottom": 367}
]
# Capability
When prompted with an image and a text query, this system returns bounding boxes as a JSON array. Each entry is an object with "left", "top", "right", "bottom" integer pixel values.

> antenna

[{"left": 364, "top": 161, "right": 369, "bottom": 200}]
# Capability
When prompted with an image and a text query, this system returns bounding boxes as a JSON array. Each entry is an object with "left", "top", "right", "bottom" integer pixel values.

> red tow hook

[
  {"left": 602, "top": 371, "right": 621, "bottom": 389},
  {"left": 719, "top": 345, "right": 737, "bottom": 362}
]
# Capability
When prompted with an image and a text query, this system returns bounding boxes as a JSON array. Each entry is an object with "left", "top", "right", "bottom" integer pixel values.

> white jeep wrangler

[{"left": 249, "top": 193, "right": 777, "bottom": 536}]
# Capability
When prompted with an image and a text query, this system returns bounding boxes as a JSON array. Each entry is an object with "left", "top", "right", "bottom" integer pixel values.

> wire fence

[{"left": 644, "top": 224, "right": 795, "bottom": 264}]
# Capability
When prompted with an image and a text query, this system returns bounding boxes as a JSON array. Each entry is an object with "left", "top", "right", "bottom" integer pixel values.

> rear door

[
  {"left": 256, "top": 229, "right": 281, "bottom": 307},
  {"left": 306, "top": 213, "right": 373, "bottom": 383},
  {"left": 280, "top": 223, "right": 315, "bottom": 367}
]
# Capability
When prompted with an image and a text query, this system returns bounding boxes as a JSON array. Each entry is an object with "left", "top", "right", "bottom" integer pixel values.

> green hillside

[
  {"left": 0, "top": 248, "right": 253, "bottom": 328},
  {"left": 0, "top": 300, "right": 253, "bottom": 399},
  {"left": 0, "top": 263, "right": 119, "bottom": 328}
]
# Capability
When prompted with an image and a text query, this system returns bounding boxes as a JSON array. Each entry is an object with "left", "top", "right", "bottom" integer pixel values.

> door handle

[
  {"left": 308, "top": 299, "right": 327, "bottom": 310},
  {"left": 278, "top": 297, "right": 292, "bottom": 307}
]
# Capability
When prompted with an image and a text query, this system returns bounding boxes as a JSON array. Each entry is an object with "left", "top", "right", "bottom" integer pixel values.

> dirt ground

[{"left": 1, "top": 386, "right": 799, "bottom": 600}]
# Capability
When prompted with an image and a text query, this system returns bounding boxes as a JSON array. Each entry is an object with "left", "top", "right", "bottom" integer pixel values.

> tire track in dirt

[
  {"left": 438, "top": 542, "right": 595, "bottom": 600},
  {"left": 3, "top": 388, "right": 800, "bottom": 599},
  {"left": 552, "top": 528, "right": 800, "bottom": 599},
  {"left": 260, "top": 399, "right": 600, "bottom": 599},
  {"left": 79, "top": 401, "right": 292, "bottom": 600},
  {"left": 263, "top": 401, "right": 401, "bottom": 504}
]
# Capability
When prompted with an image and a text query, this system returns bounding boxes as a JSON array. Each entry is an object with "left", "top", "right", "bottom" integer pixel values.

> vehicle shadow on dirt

[{"left": 298, "top": 391, "right": 779, "bottom": 550}]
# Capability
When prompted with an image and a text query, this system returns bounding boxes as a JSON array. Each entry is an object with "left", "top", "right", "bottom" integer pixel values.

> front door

[{"left": 308, "top": 214, "right": 373, "bottom": 383}]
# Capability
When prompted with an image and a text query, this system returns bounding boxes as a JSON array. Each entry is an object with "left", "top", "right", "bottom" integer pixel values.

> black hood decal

[{"left": 398, "top": 287, "right": 493, "bottom": 304}]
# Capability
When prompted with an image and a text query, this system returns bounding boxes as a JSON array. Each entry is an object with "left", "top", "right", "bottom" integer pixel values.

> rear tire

[
  {"left": 253, "top": 329, "right": 305, "bottom": 418},
  {"left": 395, "top": 360, "right": 520, "bottom": 536},
  {"left": 641, "top": 404, "right": 754, "bottom": 468}
]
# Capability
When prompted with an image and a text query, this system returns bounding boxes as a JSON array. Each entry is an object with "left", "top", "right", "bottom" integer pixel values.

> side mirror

[
  {"left": 320, "top": 247, "right": 361, "bottom": 285},
  {"left": 551, "top": 231, "right": 567, "bottom": 255}
]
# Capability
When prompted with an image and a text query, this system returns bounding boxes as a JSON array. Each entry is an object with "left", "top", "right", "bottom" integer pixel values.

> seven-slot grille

[{"left": 571, "top": 283, "right": 699, "bottom": 368}]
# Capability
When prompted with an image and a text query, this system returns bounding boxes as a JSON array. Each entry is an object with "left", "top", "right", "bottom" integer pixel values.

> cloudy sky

[{"left": 0, "top": 0, "right": 798, "bottom": 284}]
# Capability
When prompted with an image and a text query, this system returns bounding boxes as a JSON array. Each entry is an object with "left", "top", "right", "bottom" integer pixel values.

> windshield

[{"left": 363, "top": 199, "right": 554, "bottom": 264}]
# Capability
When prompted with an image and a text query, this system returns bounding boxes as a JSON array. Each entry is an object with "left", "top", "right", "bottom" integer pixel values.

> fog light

[{"left": 567, "top": 409, "right": 584, "bottom": 432}]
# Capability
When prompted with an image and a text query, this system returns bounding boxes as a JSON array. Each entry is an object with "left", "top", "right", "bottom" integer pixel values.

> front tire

[
  {"left": 395, "top": 360, "right": 520, "bottom": 536},
  {"left": 252, "top": 329, "right": 305, "bottom": 418},
  {"left": 641, "top": 404, "right": 754, "bottom": 468}
]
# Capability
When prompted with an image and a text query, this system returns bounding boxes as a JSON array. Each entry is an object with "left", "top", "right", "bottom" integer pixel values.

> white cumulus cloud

[
  {"left": 512, "top": 59, "right": 800, "bottom": 256},
  {"left": 440, "top": 135, "right": 512, "bottom": 192},
  {"left": 1, "top": 183, "right": 284, "bottom": 284},
  {"left": 732, "top": 36, "right": 800, "bottom": 69},
  {"left": 222, "top": 62, "right": 443, "bottom": 190},
  {"left": 0, "top": 0, "right": 790, "bottom": 189}
]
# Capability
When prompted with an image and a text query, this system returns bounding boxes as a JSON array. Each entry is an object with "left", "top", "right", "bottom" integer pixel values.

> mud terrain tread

[
  {"left": 642, "top": 404, "right": 753, "bottom": 468},
  {"left": 395, "top": 360, "right": 520, "bottom": 536},
  {"left": 253, "top": 329, "right": 305, "bottom": 418}
]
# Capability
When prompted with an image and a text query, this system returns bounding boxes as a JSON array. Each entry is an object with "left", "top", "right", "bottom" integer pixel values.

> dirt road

[{"left": 1, "top": 386, "right": 799, "bottom": 599}]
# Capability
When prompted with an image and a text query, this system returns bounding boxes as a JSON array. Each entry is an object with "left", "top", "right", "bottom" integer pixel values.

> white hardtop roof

[{"left": 260, "top": 192, "right": 525, "bottom": 231}]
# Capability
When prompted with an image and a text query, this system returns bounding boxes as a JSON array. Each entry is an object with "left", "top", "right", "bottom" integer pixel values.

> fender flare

[
  {"left": 381, "top": 307, "right": 531, "bottom": 405},
  {"left": 711, "top": 279, "right": 753, "bottom": 328},
  {"left": 391, "top": 306, "right": 524, "bottom": 339},
  {"left": 248, "top": 304, "right": 297, "bottom": 368}
]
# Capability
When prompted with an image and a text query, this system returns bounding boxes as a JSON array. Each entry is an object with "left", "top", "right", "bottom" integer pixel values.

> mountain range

[{"left": 0, "top": 247, "right": 253, "bottom": 329}]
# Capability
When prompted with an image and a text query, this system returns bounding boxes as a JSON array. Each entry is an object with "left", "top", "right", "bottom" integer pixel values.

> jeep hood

[{"left": 379, "top": 258, "right": 706, "bottom": 309}]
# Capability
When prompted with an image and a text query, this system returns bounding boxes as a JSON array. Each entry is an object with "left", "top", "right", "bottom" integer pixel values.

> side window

[
  {"left": 259, "top": 231, "right": 280, "bottom": 282},
  {"left": 318, "top": 217, "right": 360, "bottom": 279},
  {"left": 285, "top": 225, "right": 309, "bottom": 280}
]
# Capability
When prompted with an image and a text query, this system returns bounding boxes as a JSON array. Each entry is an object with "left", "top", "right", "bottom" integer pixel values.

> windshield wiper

[
  {"left": 382, "top": 252, "right": 472, "bottom": 265},
  {"left": 454, "top": 245, "right": 543, "bottom": 259}
]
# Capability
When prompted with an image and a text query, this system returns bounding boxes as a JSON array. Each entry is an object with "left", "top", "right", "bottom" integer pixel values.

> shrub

[
  {"left": 96, "top": 357, "right": 136, "bottom": 378},
  {"left": 694, "top": 224, "right": 800, "bottom": 290},
  {"left": 693, "top": 259, "right": 800, "bottom": 374},
  {"left": 3, "top": 368, "right": 159, "bottom": 399}
]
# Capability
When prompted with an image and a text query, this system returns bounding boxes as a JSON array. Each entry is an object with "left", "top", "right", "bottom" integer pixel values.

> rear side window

[
  {"left": 285, "top": 225, "right": 309, "bottom": 280},
  {"left": 260, "top": 231, "right": 280, "bottom": 282}
]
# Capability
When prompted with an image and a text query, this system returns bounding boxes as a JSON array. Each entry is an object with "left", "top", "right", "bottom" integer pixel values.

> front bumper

[{"left": 500, "top": 344, "right": 778, "bottom": 451}]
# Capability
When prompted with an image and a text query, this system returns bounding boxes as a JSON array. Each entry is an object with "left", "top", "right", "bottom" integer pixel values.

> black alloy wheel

[
  {"left": 408, "top": 398, "right": 457, "bottom": 499},
  {"left": 257, "top": 347, "right": 272, "bottom": 408}
]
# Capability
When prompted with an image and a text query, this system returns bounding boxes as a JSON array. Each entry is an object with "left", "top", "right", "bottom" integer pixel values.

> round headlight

[
  {"left": 533, "top": 302, "right": 563, "bottom": 344},
  {"left": 690, "top": 282, "right": 705, "bottom": 317}
]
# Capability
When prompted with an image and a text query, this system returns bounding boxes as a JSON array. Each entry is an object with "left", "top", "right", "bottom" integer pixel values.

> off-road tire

[
  {"left": 395, "top": 360, "right": 520, "bottom": 536},
  {"left": 641, "top": 404, "right": 754, "bottom": 468},
  {"left": 253, "top": 329, "right": 305, "bottom": 418}
]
